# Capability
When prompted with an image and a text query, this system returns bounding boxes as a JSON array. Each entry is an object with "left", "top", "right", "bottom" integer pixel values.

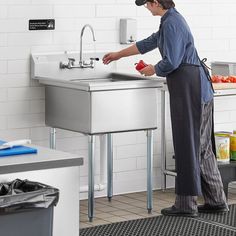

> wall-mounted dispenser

[{"left": 120, "top": 18, "right": 137, "bottom": 44}]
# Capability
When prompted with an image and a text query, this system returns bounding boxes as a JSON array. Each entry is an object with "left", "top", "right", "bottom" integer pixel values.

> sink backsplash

[{"left": 31, "top": 51, "right": 116, "bottom": 81}]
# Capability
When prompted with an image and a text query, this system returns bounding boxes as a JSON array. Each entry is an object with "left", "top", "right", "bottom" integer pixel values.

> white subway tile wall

[{"left": 0, "top": 0, "right": 236, "bottom": 199}]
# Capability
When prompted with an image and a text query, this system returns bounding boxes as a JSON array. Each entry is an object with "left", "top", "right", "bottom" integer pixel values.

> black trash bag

[{"left": 0, "top": 179, "right": 59, "bottom": 214}]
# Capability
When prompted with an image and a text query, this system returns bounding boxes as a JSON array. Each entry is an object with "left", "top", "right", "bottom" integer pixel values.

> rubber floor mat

[
  {"left": 80, "top": 215, "right": 236, "bottom": 236},
  {"left": 199, "top": 204, "right": 236, "bottom": 228}
]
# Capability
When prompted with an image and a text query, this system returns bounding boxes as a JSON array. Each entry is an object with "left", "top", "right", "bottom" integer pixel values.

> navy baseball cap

[{"left": 135, "top": 0, "right": 148, "bottom": 6}]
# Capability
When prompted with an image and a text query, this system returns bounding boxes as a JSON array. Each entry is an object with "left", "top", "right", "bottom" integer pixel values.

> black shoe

[
  {"left": 198, "top": 204, "right": 229, "bottom": 213},
  {"left": 161, "top": 206, "right": 198, "bottom": 218}
]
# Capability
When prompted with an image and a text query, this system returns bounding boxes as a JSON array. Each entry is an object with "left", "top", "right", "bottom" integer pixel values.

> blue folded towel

[{"left": 0, "top": 140, "right": 37, "bottom": 157}]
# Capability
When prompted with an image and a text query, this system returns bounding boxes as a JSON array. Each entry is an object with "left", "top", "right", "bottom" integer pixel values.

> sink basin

[
  {"left": 45, "top": 83, "right": 159, "bottom": 134},
  {"left": 69, "top": 73, "right": 147, "bottom": 83},
  {"left": 64, "top": 73, "right": 161, "bottom": 92},
  {"left": 45, "top": 73, "right": 162, "bottom": 134}
]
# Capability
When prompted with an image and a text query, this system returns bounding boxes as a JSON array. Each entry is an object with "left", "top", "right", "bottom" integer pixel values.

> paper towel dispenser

[{"left": 120, "top": 18, "right": 137, "bottom": 44}]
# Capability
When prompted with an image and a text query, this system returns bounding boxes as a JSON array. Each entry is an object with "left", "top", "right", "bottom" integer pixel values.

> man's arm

[{"left": 103, "top": 44, "right": 140, "bottom": 64}]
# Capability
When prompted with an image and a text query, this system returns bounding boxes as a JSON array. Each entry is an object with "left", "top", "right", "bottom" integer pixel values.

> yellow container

[
  {"left": 233, "top": 130, "right": 236, "bottom": 135},
  {"left": 215, "top": 133, "right": 230, "bottom": 162},
  {"left": 230, "top": 134, "right": 236, "bottom": 161},
  {"left": 215, "top": 131, "right": 232, "bottom": 137}
]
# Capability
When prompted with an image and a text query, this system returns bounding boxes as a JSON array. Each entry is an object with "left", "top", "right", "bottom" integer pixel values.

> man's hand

[
  {"left": 103, "top": 52, "right": 121, "bottom": 64},
  {"left": 103, "top": 45, "right": 140, "bottom": 65},
  {"left": 139, "top": 64, "right": 155, "bottom": 76}
]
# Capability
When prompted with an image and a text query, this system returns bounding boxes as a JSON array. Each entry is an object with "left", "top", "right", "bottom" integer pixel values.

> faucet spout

[{"left": 79, "top": 24, "right": 96, "bottom": 66}]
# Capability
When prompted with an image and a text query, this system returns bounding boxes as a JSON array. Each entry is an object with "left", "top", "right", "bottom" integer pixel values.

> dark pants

[{"left": 175, "top": 99, "right": 227, "bottom": 211}]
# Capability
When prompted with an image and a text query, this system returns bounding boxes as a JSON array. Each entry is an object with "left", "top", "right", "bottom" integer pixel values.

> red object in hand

[{"left": 135, "top": 60, "right": 148, "bottom": 71}]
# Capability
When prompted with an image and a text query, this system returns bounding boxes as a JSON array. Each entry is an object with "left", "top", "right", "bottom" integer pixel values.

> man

[{"left": 103, "top": 0, "right": 228, "bottom": 217}]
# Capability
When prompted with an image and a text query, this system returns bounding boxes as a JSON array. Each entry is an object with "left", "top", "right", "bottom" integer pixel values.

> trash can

[{"left": 0, "top": 179, "right": 59, "bottom": 236}]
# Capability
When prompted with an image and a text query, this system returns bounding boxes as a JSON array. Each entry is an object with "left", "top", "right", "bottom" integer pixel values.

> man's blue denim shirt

[{"left": 136, "top": 8, "right": 213, "bottom": 103}]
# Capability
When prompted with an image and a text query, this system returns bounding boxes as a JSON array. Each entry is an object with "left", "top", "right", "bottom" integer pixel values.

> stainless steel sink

[
  {"left": 32, "top": 51, "right": 165, "bottom": 222},
  {"left": 45, "top": 73, "right": 162, "bottom": 134},
  {"left": 31, "top": 52, "right": 164, "bottom": 134}
]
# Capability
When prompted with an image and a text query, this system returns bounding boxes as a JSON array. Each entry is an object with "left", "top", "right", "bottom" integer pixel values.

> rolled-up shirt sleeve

[
  {"left": 136, "top": 32, "right": 159, "bottom": 54},
  {"left": 155, "top": 23, "right": 186, "bottom": 77}
]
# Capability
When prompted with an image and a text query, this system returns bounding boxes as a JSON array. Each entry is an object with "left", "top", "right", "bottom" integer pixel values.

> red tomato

[
  {"left": 211, "top": 75, "right": 223, "bottom": 83},
  {"left": 221, "top": 77, "right": 231, "bottom": 83},
  {"left": 228, "top": 76, "right": 236, "bottom": 83},
  {"left": 212, "top": 75, "right": 236, "bottom": 83},
  {"left": 135, "top": 60, "right": 148, "bottom": 71}
]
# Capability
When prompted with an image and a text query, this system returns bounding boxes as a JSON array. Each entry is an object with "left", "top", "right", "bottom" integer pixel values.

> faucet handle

[
  {"left": 89, "top": 57, "right": 99, "bottom": 67},
  {"left": 68, "top": 58, "right": 76, "bottom": 62},
  {"left": 68, "top": 58, "right": 76, "bottom": 68},
  {"left": 90, "top": 57, "right": 99, "bottom": 61}
]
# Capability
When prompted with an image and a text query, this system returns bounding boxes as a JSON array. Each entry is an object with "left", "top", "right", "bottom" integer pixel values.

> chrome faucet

[
  {"left": 59, "top": 24, "right": 99, "bottom": 69},
  {"left": 79, "top": 24, "right": 97, "bottom": 68}
]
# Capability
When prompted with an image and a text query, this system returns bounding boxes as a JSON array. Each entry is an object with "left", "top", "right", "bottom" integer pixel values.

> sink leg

[
  {"left": 160, "top": 90, "right": 167, "bottom": 191},
  {"left": 49, "top": 128, "right": 56, "bottom": 149},
  {"left": 107, "top": 133, "right": 113, "bottom": 201},
  {"left": 147, "top": 130, "right": 153, "bottom": 213},
  {"left": 88, "top": 135, "right": 95, "bottom": 222}
]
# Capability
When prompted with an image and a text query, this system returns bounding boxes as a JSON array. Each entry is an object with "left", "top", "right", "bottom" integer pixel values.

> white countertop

[
  {"left": 0, "top": 145, "right": 83, "bottom": 174},
  {"left": 160, "top": 83, "right": 236, "bottom": 97}
]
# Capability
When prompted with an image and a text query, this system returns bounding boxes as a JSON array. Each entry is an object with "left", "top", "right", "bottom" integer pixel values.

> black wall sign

[{"left": 29, "top": 19, "right": 55, "bottom": 31}]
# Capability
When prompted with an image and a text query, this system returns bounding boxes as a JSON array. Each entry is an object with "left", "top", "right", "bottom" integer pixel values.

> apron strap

[{"left": 198, "top": 56, "right": 215, "bottom": 93}]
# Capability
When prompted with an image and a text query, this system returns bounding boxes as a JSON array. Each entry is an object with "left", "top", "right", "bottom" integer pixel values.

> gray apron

[{"left": 167, "top": 64, "right": 202, "bottom": 196}]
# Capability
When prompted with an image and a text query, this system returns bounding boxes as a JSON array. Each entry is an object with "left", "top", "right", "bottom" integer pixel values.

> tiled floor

[{"left": 80, "top": 186, "right": 236, "bottom": 229}]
